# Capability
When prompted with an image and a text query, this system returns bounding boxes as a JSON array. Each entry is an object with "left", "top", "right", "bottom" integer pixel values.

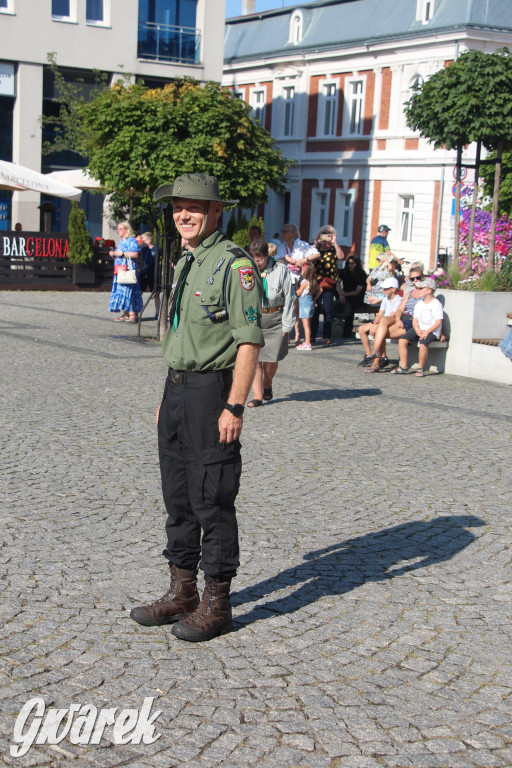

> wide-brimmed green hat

[{"left": 154, "top": 173, "right": 239, "bottom": 207}]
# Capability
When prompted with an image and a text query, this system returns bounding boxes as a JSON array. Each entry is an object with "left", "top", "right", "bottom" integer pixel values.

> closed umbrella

[
  {"left": 44, "top": 168, "right": 105, "bottom": 191},
  {"left": 0, "top": 160, "right": 82, "bottom": 201}
]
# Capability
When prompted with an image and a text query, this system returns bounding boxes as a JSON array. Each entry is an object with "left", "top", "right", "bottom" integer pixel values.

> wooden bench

[
  {"left": 472, "top": 338, "right": 501, "bottom": 347},
  {"left": 355, "top": 332, "right": 448, "bottom": 349},
  {"left": 472, "top": 311, "right": 511, "bottom": 345}
]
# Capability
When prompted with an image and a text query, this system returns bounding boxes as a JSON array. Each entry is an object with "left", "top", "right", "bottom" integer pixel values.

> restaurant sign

[
  {"left": 1, "top": 232, "right": 70, "bottom": 258},
  {"left": 0, "top": 62, "right": 15, "bottom": 97}
]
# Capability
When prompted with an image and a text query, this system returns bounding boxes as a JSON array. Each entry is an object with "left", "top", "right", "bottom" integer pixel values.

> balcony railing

[{"left": 138, "top": 21, "right": 201, "bottom": 65}]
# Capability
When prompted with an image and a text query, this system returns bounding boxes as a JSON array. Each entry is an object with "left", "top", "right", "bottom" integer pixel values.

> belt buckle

[{"left": 171, "top": 371, "right": 181, "bottom": 384}]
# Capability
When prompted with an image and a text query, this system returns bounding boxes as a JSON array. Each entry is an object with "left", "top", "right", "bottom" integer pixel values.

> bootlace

[
  {"left": 187, "top": 584, "right": 216, "bottom": 624},
  {"left": 149, "top": 568, "right": 177, "bottom": 606}
]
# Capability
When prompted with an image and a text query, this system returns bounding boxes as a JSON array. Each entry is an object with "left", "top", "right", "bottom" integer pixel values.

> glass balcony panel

[{"left": 138, "top": 21, "right": 200, "bottom": 64}]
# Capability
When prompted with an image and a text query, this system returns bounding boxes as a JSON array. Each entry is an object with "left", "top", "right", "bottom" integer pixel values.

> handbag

[
  {"left": 319, "top": 276, "right": 337, "bottom": 290},
  {"left": 116, "top": 257, "right": 137, "bottom": 285}
]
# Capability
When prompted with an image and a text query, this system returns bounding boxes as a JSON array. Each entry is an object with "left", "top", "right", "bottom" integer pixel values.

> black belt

[{"left": 168, "top": 368, "right": 233, "bottom": 385}]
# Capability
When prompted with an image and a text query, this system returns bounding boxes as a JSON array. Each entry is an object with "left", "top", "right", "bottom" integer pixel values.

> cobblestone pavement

[{"left": 1, "top": 291, "right": 512, "bottom": 768}]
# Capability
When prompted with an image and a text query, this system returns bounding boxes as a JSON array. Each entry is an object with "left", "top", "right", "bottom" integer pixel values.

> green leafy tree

[
  {"left": 231, "top": 214, "right": 249, "bottom": 249},
  {"left": 249, "top": 214, "right": 265, "bottom": 238},
  {"left": 482, "top": 150, "right": 512, "bottom": 217},
  {"left": 404, "top": 48, "right": 512, "bottom": 267},
  {"left": 225, "top": 212, "right": 237, "bottom": 240},
  {"left": 68, "top": 202, "right": 93, "bottom": 265},
  {"left": 75, "top": 78, "right": 290, "bottom": 224}
]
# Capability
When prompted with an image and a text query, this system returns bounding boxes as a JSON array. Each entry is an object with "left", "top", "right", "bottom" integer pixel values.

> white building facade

[
  {"left": 223, "top": 0, "right": 512, "bottom": 270},
  {"left": 0, "top": 0, "right": 225, "bottom": 234}
]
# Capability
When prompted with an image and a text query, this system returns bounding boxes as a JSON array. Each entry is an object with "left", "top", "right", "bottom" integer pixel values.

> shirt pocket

[{"left": 190, "top": 289, "right": 224, "bottom": 325}]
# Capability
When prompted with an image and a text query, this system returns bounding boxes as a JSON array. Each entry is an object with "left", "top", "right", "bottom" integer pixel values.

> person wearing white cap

[
  {"left": 358, "top": 277, "right": 401, "bottom": 368},
  {"left": 392, "top": 277, "right": 443, "bottom": 377}
]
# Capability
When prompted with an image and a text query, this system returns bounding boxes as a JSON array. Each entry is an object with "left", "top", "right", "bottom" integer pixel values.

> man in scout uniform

[{"left": 130, "top": 174, "right": 264, "bottom": 642}]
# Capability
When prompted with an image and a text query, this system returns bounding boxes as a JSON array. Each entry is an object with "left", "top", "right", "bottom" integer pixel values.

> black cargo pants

[{"left": 158, "top": 368, "right": 242, "bottom": 581}]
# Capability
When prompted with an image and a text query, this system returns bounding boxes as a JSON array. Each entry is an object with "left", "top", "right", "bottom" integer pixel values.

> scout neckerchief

[
  {"left": 169, "top": 251, "right": 194, "bottom": 331},
  {"left": 259, "top": 257, "right": 274, "bottom": 305}
]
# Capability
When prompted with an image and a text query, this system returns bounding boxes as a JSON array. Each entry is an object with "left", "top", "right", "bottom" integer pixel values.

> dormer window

[
  {"left": 416, "top": 0, "right": 434, "bottom": 24},
  {"left": 289, "top": 10, "right": 303, "bottom": 45}
]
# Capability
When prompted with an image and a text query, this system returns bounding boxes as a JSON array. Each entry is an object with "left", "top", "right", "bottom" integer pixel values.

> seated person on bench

[
  {"left": 392, "top": 277, "right": 443, "bottom": 377},
  {"left": 366, "top": 265, "right": 425, "bottom": 366},
  {"left": 357, "top": 277, "right": 401, "bottom": 368}
]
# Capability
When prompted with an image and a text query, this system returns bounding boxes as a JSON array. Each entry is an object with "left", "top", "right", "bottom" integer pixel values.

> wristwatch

[{"left": 224, "top": 402, "right": 245, "bottom": 418}]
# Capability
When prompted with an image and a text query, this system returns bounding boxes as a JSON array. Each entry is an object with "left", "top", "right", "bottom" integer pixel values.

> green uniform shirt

[{"left": 162, "top": 230, "right": 264, "bottom": 372}]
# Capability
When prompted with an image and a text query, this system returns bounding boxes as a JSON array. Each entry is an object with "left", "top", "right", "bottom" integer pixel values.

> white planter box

[{"left": 437, "top": 289, "right": 512, "bottom": 385}]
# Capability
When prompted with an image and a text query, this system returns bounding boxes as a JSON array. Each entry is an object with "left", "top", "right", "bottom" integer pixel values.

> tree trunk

[
  {"left": 159, "top": 241, "right": 170, "bottom": 342},
  {"left": 158, "top": 206, "right": 176, "bottom": 342},
  {"left": 467, "top": 141, "right": 481, "bottom": 274},
  {"left": 453, "top": 145, "right": 462, "bottom": 267},
  {"left": 489, "top": 139, "right": 503, "bottom": 270}
]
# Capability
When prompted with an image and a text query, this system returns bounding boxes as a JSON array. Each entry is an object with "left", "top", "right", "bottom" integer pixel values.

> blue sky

[{"left": 226, "top": 0, "right": 316, "bottom": 18}]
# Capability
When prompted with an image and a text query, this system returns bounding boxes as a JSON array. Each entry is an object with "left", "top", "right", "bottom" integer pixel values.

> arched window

[{"left": 289, "top": 10, "right": 303, "bottom": 45}]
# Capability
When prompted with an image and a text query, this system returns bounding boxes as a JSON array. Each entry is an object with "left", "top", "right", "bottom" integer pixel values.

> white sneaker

[{"left": 297, "top": 343, "right": 312, "bottom": 350}]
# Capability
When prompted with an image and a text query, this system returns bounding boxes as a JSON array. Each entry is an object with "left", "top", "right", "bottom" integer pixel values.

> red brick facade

[
  {"left": 430, "top": 180, "right": 441, "bottom": 269},
  {"left": 371, "top": 180, "right": 382, "bottom": 243},
  {"left": 378, "top": 68, "right": 392, "bottom": 130}
]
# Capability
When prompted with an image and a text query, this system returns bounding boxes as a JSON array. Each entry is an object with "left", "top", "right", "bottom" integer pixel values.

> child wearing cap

[
  {"left": 392, "top": 277, "right": 443, "bottom": 377},
  {"left": 358, "top": 277, "right": 401, "bottom": 369}
]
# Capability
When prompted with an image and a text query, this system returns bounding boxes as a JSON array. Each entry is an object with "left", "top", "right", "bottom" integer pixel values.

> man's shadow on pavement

[
  {"left": 233, "top": 515, "right": 486, "bottom": 627},
  {"left": 269, "top": 388, "right": 382, "bottom": 404}
]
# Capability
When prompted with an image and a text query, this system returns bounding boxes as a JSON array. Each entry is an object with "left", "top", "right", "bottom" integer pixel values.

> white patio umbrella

[
  {"left": 44, "top": 168, "right": 105, "bottom": 191},
  {"left": 0, "top": 160, "right": 82, "bottom": 201}
]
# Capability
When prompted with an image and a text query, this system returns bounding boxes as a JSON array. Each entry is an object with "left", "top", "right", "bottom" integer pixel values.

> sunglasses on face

[{"left": 410, "top": 275, "right": 422, "bottom": 281}]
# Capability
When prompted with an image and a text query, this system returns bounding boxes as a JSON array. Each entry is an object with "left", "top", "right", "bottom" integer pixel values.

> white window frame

[
  {"left": 410, "top": 74, "right": 424, "bottom": 91},
  {"left": 400, "top": 196, "right": 414, "bottom": 242},
  {"left": 282, "top": 84, "right": 296, "bottom": 137},
  {"left": 310, "top": 187, "right": 331, "bottom": 240},
  {"left": 251, "top": 89, "right": 266, "bottom": 125},
  {"left": 348, "top": 79, "right": 364, "bottom": 135},
  {"left": 334, "top": 188, "right": 355, "bottom": 246},
  {"left": 317, "top": 81, "right": 337, "bottom": 138},
  {"left": 86, "top": 0, "right": 109, "bottom": 27},
  {"left": 0, "top": 0, "right": 15, "bottom": 15},
  {"left": 288, "top": 10, "right": 303, "bottom": 45},
  {"left": 402, "top": 73, "right": 424, "bottom": 133},
  {"left": 416, "top": 0, "right": 435, "bottom": 23},
  {"left": 51, "top": 0, "right": 77, "bottom": 22}
]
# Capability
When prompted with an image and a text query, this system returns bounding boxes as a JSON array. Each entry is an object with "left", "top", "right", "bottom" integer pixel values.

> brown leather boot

[
  {"left": 130, "top": 565, "right": 199, "bottom": 626},
  {"left": 171, "top": 579, "right": 233, "bottom": 642}
]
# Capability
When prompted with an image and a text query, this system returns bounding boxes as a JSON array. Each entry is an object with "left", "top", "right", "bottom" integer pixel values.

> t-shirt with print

[
  {"left": 276, "top": 238, "right": 319, "bottom": 284},
  {"left": 380, "top": 293, "right": 401, "bottom": 317},
  {"left": 413, "top": 297, "right": 443, "bottom": 338}
]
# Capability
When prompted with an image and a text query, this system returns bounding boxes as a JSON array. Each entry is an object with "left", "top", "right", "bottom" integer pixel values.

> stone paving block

[{"left": 1, "top": 293, "right": 512, "bottom": 768}]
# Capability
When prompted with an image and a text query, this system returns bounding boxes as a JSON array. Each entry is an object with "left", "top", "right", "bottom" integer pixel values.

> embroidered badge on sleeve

[
  {"left": 245, "top": 306, "right": 258, "bottom": 323},
  {"left": 231, "top": 257, "right": 253, "bottom": 270},
  {"left": 239, "top": 267, "right": 255, "bottom": 291}
]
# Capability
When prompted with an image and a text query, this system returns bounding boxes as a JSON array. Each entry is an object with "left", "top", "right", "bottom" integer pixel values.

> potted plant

[{"left": 69, "top": 202, "right": 95, "bottom": 284}]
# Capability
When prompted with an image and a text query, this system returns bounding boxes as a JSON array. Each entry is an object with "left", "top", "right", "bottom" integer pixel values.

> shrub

[{"left": 68, "top": 202, "right": 93, "bottom": 265}]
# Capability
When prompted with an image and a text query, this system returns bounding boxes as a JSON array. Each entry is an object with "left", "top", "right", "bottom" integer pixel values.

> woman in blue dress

[{"left": 109, "top": 222, "right": 143, "bottom": 322}]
